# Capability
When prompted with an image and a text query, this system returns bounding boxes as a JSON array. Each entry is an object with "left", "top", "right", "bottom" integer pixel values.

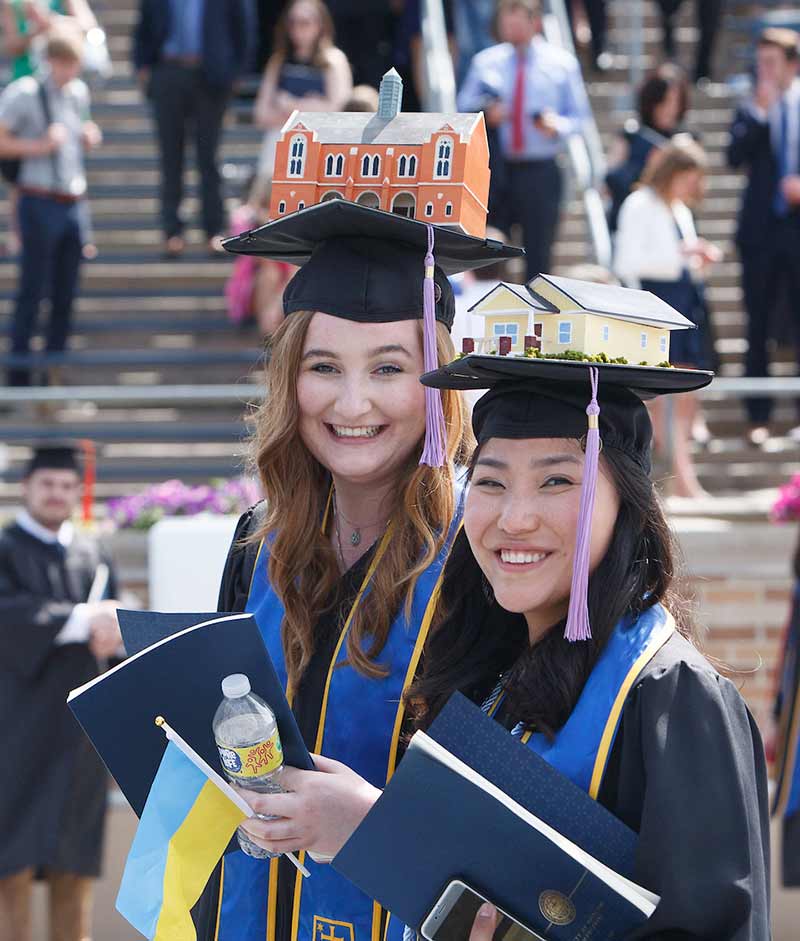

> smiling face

[
  {"left": 295, "top": 313, "right": 427, "bottom": 488},
  {"left": 464, "top": 437, "right": 620, "bottom": 639}
]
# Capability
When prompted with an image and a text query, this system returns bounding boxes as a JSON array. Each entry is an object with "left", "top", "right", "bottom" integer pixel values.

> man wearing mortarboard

[{"left": 0, "top": 444, "right": 122, "bottom": 941}]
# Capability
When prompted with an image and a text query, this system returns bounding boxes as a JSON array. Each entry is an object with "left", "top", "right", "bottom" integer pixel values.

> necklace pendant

[{"left": 350, "top": 530, "right": 361, "bottom": 547}]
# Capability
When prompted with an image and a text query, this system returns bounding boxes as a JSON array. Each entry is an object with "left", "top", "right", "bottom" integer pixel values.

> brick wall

[{"left": 673, "top": 519, "right": 797, "bottom": 734}]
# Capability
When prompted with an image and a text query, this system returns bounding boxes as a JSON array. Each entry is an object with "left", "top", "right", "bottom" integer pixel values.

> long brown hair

[
  {"left": 271, "top": 0, "right": 336, "bottom": 72},
  {"left": 250, "top": 310, "right": 471, "bottom": 692}
]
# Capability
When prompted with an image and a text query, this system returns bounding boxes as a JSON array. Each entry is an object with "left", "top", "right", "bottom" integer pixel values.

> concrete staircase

[
  {"left": 554, "top": 0, "right": 799, "bottom": 497},
  {"left": 0, "top": 0, "right": 794, "bottom": 509}
]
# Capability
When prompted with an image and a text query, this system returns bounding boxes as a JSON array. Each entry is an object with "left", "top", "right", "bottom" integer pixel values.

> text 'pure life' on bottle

[{"left": 213, "top": 673, "right": 285, "bottom": 859}]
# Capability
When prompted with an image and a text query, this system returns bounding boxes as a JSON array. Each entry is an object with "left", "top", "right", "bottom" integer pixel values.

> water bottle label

[{"left": 218, "top": 732, "right": 283, "bottom": 778}]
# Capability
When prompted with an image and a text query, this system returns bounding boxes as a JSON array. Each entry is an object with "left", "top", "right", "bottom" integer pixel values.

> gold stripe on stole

[
  {"left": 588, "top": 612, "right": 676, "bottom": 800},
  {"left": 290, "top": 529, "right": 395, "bottom": 941},
  {"left": 216, "top": 538, "right": 266, "bottom": 941},
  {"left": 774, "top": 675, "right": 800, "bottom": 817},
  {"left": 369, "top": 522, "right": 461, "bottom": 941}
]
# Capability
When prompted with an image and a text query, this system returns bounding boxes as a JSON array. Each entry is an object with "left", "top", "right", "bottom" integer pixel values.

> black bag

[
  {"left": 0, "top": 158, "right": 20, "bottom": 185},
  {"left": 0, "top": 81, "right": 53, "bottom": 186}
]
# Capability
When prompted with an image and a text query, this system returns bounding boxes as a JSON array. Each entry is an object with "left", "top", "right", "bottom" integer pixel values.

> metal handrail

[
  {"left": 1, "top": 377, "right": 798, "bottom": 405},
  {"left": 419, "top": 0, "right": 457, "bottom": 111},
  {"left": 542, "top": 0, "right": 612, "bottom": 269}
]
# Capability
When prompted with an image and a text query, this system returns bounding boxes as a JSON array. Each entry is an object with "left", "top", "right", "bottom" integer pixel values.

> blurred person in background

[
  {"left": 606, "top": 63, "right": 690, "bottom": 232},
  {"left": 567, "top": 0, "right": 609, "bottom": 73},
  {"left": 458, "top": 0, "right": 590, "bottom": 281},
  {"left": 1, "top": 0, "right": 97, "bottom": 81},
  {"left": 614, "top": 139, "right": 721, "bottom": 499},
  {"left": 252, "top": 0, "right": 351, "bottom": 201},
  {"left": 0, "top": 444, "right": 121, "bottom": 941},
  {"left": 0, "top": 26, "right": 101, "bottom": 388},
  {"left": 392, "top": 0, "right": 456, "bottom": 113},
  {"left": 452, "top": 0, "right": 494, "bottom": 87},
  {"left": 656, "top": 0, "right": 724, "bottom": 85},
  {"left": 132, "top": 0, "right": 255, "bottom": 258},
  {"left": 325, "top": 0, "right": 394, "bottom": 89},
  {"left": 728, "top": 27, "right": 800, "bottom": 447}
]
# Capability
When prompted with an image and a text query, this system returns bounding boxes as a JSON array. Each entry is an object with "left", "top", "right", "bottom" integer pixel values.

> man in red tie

[{"left": 458, "top": 0, "right": 590, "bottom": 280}]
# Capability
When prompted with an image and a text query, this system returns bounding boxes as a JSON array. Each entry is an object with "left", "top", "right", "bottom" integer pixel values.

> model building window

[
  {"left": 361, "top": 154, "right": 380, "bottom": 177},
  {"left": 278, "top": 200, "right": 286, "bottom": 214},
  {"left": 445, "top": 202, "right": 453, "bottom": 216},
  {"left": 558, "top": 321, "right": 572, "bottom": 344},
  {"left": 325, "top": 154, "right": 343, "bottom": 177},
  {"left": 424, "top": 202, "right": 433, "bottom": 217},
  {"left": 660, "top": 335, "right": 667, "bottom": 354},
  {"left": 492, "top": 322, "right": 519, "bottom": 345},
  {"left": 435, "top": 137, "right": 452, "bottom": 178},
  {"left": 398, "top": 154, "right": 418, "bottom": 177},
  {"left": 408, "top": 155, "right": 417, "bottom": 175},
  {"left": 325, "top": 154, "right": 334, "bottom": 176},
  {"left": 288, "top": 135, "right": 305, "bottom": 177},
  {"left": 298, "top": 201, "right": 305, "bottom": 210},
  {"left": 601, "top": 324, "right": 609, "bottom": 342},
  {"left": 641, "top": 333, "right": 648, "bottom": 349}
]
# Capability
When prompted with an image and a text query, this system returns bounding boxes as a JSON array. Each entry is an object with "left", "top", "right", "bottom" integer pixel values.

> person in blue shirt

[
  {"left": 457, "top": 0, "right": 590, "bottom": 280},
  {"left": 132, "top": 0, "right": 254, "bottom": 257}
]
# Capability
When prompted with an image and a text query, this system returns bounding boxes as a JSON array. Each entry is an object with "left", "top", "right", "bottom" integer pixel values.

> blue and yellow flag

[{"left": 116, "top": 732, "right": 247, "bottom": 940}]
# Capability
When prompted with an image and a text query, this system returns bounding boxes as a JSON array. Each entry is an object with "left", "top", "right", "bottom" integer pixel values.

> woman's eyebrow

[
  {"left": 530, "top": 454, "right": 581, "bottom": 468},
  {"left": 301, "top": 348, "right": 339, "bottom": 360},
  {"left": 474, "top": 453, "right": 581, "bottom": 470},
  {"left": 368, "top": 344, "right": 412, "bottom": 357}
]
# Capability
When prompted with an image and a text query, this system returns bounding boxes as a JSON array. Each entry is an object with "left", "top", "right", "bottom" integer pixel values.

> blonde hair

[
  {"left": 250, "top": 310, "right": 471, "bottom": 691},
  {"left": 641, "top": 138, "right": 707, "bottom": 199}
]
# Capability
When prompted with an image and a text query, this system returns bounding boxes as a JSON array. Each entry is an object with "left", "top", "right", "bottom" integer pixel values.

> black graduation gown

[
  {"left": 0, "top": 522, "right": 118, "bottom": 878},
  {"left": 595, "top": 633, "right": 770, "bottom": 939},
  {"left": 491, "top": 633, "right": 770, "bottom": 939}
]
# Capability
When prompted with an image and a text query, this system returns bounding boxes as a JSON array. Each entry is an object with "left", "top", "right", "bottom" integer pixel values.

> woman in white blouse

[{"left": 614, "top": 138, "right": 721, "bottom": 499}]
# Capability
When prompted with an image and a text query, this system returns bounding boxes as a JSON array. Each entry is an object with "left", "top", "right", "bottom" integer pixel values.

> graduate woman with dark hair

[
  {"left": 403, "top": 321, "right": 771, "bottom": 938},
  {"left": 192, "top": 199, "right": 521, "bottom": 941}
]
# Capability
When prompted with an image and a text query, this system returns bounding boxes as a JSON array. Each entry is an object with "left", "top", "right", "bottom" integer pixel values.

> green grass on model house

[{"left": 456, "top": 349, "right": 674, "bottom": 368}]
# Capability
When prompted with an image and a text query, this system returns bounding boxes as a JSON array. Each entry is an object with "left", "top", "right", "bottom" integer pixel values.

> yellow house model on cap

[{"left": 467, "top": 273, "right": 695, "bottom": 366}]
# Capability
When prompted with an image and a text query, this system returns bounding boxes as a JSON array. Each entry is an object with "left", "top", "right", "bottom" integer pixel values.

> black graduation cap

[
  {"left": 222, "top": 200, "right": 523, "bottom": 329},
  {"left": 23, "top": 443, "right": 82, "bottom": 478}
]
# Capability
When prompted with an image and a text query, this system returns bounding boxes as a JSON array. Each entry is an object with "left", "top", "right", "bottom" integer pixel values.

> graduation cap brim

[
  {"left": 421, "top": 354, "right": 713, "bottom": 399},
  {"left": 222, "top": 200, "right": 524, "bottom": 275}
]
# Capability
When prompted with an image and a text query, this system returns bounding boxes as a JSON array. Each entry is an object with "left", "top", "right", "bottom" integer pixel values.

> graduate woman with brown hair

[{"left": 193, "top": 199, "right": 521, "bottom": 941}]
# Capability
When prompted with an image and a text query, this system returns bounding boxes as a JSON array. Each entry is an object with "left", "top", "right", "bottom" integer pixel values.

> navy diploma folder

[
  {"left": 68, "top": 611, "right": 313, "bottom": 818},
  {"left": 333, "top": 694, "right": 658, "bottom": 941}
]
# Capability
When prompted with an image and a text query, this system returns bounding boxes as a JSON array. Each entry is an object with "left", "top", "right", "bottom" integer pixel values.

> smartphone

[{"left": 420, "top": 880, "right": 544, "bottom": 941}]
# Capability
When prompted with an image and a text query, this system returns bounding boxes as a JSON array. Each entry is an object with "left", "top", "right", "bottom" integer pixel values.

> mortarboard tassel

[
  {"left": 419, "top": 224, "right": 447, "bottom": 468},
  {"left": 564, "top": 367, "right": 600, "bottom": 642}
]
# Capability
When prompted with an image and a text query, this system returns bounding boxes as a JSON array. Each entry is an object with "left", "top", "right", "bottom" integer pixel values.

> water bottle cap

[{"left": 221, "top": 673, "right": 251, "bottom": 699}]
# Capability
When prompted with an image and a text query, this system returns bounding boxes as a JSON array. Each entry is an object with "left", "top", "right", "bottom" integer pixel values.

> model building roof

[
  {"left": 467, "top": 281, "right": 551, "bottom": 313},
  {"left": 529, "top": 274, "right": 694, "bottom": 330},
  {"left": 280, "top": 111, "right": 483, "bottom": 146}
]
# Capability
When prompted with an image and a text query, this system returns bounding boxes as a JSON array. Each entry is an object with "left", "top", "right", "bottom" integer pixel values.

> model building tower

[
  {"left": 268, "top": 69, "right": 491, "bottom": 237},
  {"left": 468, "top": 274, "right": 696, "bottom": 366}
]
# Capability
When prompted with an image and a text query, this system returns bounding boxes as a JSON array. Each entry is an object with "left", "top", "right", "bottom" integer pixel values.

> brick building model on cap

[{"left": 268, "top": 68, "right": 490, "bottom": 238}]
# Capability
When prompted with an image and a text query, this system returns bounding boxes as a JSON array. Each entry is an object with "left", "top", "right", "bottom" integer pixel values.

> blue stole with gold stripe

[
  {"left": 384, "top": 603, "right": 675, "bottom": 941},
  {"left": 215, "top": 515, "right": 462, "bottom": 941}
]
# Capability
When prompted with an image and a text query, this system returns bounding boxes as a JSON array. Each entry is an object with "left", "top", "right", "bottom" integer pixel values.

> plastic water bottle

[{"left": 213, "top": 673, "right": 285, "bottom": 859}]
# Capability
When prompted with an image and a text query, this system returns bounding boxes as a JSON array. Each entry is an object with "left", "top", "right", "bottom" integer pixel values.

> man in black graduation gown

[{"left": 0, "top": 446, "right": 122, "bottom": 941}]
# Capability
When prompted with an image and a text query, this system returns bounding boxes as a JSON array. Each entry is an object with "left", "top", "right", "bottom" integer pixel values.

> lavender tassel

[
  {"left": 564, "top": 367, "right": 601, "bottom": 642},
  {"left": 419, "top": 224, "right": 447, "bottom": 468}
]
